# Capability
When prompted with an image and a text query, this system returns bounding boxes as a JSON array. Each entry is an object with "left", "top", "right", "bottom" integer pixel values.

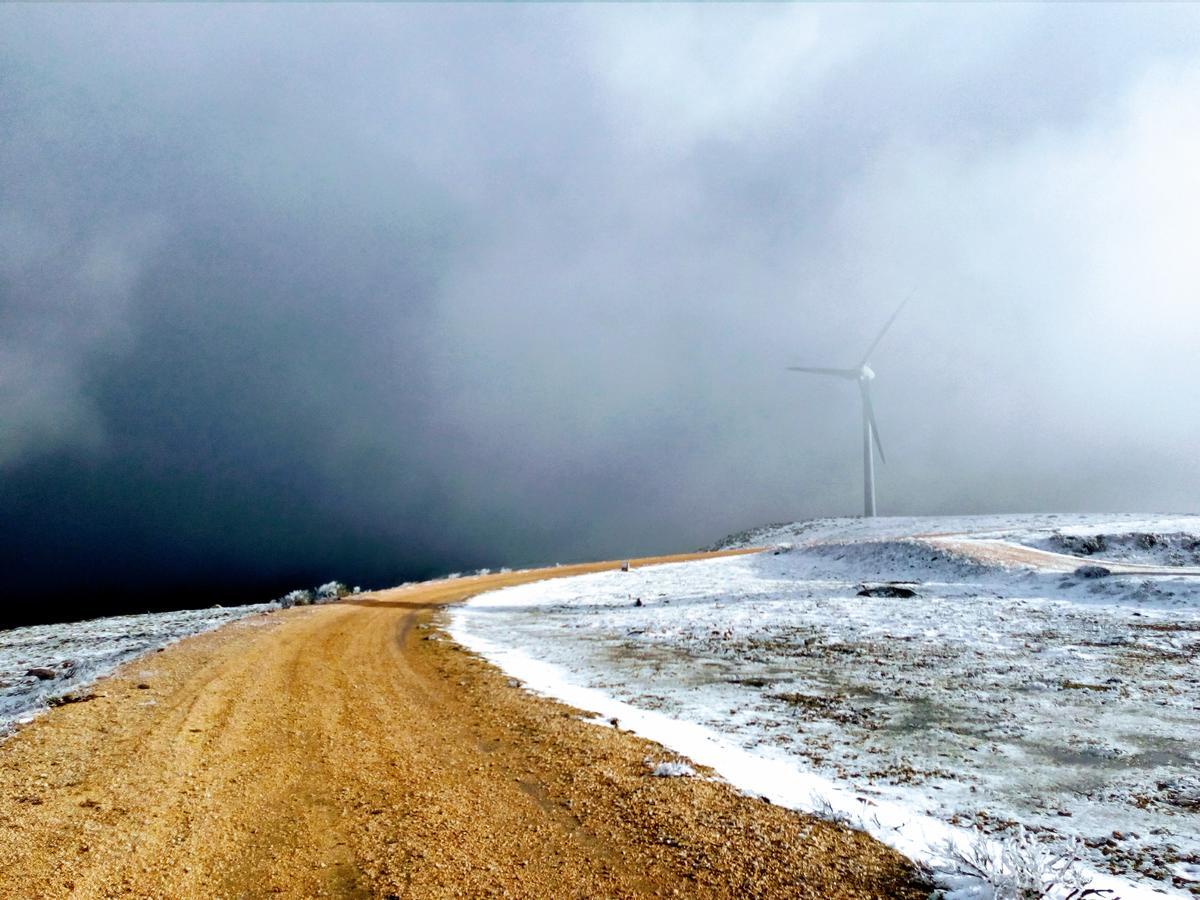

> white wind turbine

[{"left": 787, "top": 294, "right": 912, "bottom": 517}]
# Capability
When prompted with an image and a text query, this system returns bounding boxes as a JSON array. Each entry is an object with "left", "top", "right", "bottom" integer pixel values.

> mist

[{"left": 3, "top": 4, "right": 1199, "bottom": 624}]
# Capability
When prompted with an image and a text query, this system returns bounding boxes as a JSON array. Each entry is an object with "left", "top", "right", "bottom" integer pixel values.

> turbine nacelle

[{"left": 859, "top": 364, "right": 875, "bottom": 381}]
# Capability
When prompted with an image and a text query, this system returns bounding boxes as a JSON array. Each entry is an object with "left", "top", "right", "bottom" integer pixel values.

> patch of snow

[
  {"left": 647, "top": 759, "right": 695, "bottom": 778},
  {"left": 1172, "top": 863, "right": 1200, "bottom": 883}
]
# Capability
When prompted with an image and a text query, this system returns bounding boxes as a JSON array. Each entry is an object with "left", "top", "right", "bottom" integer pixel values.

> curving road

[{"left": 0, "top": 550, "right": 925, "bottom": 899}]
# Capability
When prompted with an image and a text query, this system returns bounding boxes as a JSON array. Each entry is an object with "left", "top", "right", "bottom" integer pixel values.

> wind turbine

[{"left": 787, "top": 293, "right": 912, "bottom": 517}]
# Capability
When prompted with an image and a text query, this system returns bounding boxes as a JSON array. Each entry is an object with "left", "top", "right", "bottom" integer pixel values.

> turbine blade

[
  {"left": 861, "top": 383, "right": 886, "bottom": 464},
  {"left": 858, "top": 289, "right": 915, "bottom": 367},
  {"left": 786, "top": 366, "right": 859, "bottom": 379}
]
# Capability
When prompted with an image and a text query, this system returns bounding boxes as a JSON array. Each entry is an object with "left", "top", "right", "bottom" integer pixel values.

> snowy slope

[
  {"left": 451, "top": 514, "right": 1200, "bottom": 899},
  {"left": 713, "top": 512, "right": 1200, "bottom": 552},
  {"left": 1, "top": 604, "right": 275, "bottom": 734}
]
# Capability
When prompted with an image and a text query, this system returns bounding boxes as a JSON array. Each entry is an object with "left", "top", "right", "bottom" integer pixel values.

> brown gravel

[{"left": 0, "top": 551, "right": 930, "bottom": 898}]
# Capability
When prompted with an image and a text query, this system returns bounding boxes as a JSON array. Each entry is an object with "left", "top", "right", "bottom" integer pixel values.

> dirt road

[{"left": 0, "top": 551, "right": 926, "bottom": 899}]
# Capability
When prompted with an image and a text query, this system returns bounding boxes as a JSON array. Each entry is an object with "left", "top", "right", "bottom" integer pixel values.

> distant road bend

[
  {"left": 0, "top": 550, "right": 926, "bottom": 899},
  {"left": 922, "top": 535, "right": 1200, "bottom": 577}
]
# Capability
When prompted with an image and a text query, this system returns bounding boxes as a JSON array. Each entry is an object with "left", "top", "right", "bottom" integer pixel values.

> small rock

[
  {"left": 26, "top": 667, "right": 57, "bottom": 680},
  {"left": 857, "top": 583, "right": 918, "bottom": 599},
  {"left": 136, "top": 683, "right": 151, "bottom": 690},
  {"left": 1075, "top": 565, "right": 1112, "bottom": 579},
  {"left": 47, "top": 692, "right": 97, "bottom": 707}
]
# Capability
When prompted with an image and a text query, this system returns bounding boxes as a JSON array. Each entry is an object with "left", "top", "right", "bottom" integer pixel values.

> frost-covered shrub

[
  {"left": 280, "top": 589, "right": 313, "bottom": 608},
  {"left": 808, "top": 792, "right": 860, "bottom": 828},
  {"left": 316, "top": 581, "right": 348, "bottom": 601},
  {"left": 279, "top": 582, "right": 350, "bottom": 607},
  {"left": 933, "top": 827, "right": 1112, "bottom": 900}
]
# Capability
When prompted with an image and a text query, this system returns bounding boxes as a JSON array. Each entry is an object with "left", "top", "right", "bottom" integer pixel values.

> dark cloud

[{"left": 3, "top": 5, "right": 1199, "bottom": 625}]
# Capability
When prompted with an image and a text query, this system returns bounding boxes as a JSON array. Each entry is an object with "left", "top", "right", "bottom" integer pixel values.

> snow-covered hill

[
  {"left": 451, "top": 514, "right": 1200, "bottom": 899},
  {"left": 712, "top": 512, "right": 1200, "bottom": 554}
]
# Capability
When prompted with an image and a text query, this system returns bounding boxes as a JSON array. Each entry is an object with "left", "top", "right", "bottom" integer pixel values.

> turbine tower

[{"left": 787, "top": 294, "right": 911, "bottom": 517}]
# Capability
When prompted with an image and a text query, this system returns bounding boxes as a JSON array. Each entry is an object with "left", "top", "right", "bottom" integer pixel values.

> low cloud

[
  {"left": 1, "top": 4, "right": 1198, "bottom": 613},
  {"left": 0, "top": 210, "right": 167, "bottom": 465}
]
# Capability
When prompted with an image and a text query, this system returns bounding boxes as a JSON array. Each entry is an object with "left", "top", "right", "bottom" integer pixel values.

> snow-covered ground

[
  {"left": 449, "top": 514, "right": 1200, "bottom": 899},
  {"left": 1019, "top": 529, "right": 1200, "bottom": 569},
  {"left": 0, "top": 604, "right": 275, "bottom": 735}
]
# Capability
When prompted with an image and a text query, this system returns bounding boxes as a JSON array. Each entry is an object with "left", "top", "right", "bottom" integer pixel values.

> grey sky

[{"left": 2, "top": 4, "right": 1199, "bottom": 613}]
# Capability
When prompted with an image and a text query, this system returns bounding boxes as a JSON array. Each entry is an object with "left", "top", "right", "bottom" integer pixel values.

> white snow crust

[{"left": 450, "top": 514, "right": 1200, "bottom": 899}]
